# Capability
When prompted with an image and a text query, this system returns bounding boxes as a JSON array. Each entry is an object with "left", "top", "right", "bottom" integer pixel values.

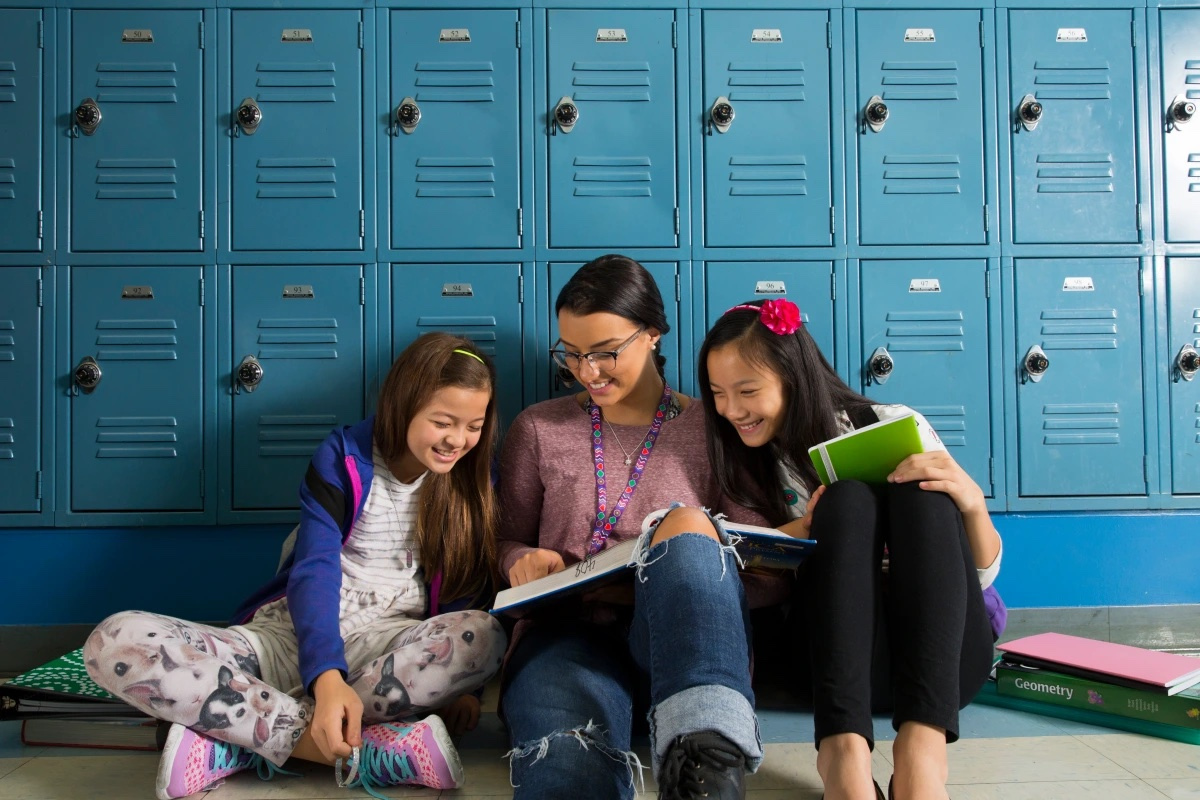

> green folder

[{"left": 807, "top": 412, "right": 925, "bottom": 485}]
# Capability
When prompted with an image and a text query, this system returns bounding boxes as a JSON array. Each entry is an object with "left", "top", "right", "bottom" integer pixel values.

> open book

[
  {"left": 807, "top": 411, "right": 927, "bottom": 485},
  {"left": 491, "top": 512, "right": 816, "bottom": 616}
]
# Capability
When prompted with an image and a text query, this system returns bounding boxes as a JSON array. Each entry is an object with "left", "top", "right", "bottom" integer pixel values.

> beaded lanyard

[{"left": 588, "top": 385, "right": 673, "bottom": 555}]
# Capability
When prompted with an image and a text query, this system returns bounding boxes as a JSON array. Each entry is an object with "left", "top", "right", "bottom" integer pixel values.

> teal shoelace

[
  {"left": 336, "top": 723, "right": 417, "bottom": 800},
  {"left": 209, "top": 742, "right": 297, "bottom": 784}
]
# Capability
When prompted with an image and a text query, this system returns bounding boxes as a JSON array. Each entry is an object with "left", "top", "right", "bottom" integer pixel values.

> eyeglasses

[{"left": 551, "top": 327, "right": 646, "bottom": 372}]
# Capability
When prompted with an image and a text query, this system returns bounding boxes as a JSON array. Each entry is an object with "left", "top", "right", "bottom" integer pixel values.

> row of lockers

[
  {"left": 2, "top": 5, "right": 1199, "bottom": 260},
  {"left": 1, "top": 259, "right": 1198, "bottom": 526}
]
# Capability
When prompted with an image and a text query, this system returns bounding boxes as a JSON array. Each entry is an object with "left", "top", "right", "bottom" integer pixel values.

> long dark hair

[
  {"left": 697, "top": 301, "right": 874, "bottom": 525},
  {"left": 555, "top": 254, "right": 670, "bottom": 379},
  {"left": 375, "top": 333, "right": 499, "bottom": 604}
]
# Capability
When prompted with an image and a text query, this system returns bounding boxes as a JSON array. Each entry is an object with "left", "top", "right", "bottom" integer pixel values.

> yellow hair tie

[{"left": 453, "top": 348, "right": 485, "bottom": 364}]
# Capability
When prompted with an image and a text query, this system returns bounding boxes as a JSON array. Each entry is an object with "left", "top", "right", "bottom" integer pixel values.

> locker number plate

[
  {"left": 281, "top": 29, "right": 314, "bottom": 42},
  {"left": 596, "top": 29, "right": 628, "bottom": 43},
  {"left": 441, "top": 283, "right": 475, "bottom": 297},
  {"left": 1062, "top": 277, "right": 1094, "bottom": 292},
  {"left": 121, "top": 285, "right": 155, "bottom": 299},
  {"left": 283, "top": 285, "right": 315, "bottom": 299},
  {"left": 122, "top": 30, "right": 155, "bottom": 43},
  {"left": 440, "top": 29, "right": 471, "bottom": 42},
  {"left": 751, "top": 29, "right": 783, "bottom": 43},
  {"left": 1056, "top": 28, "right": 1087, "bottom": 42},
  {"left": 908, "top": 279, "right": 941, "bottom": 293},
  {"left": 754, "top": 280, "right": 787, "bottom": 295},
  {"left": 904, "top": 28, "right": 936, "bottom": 43}
]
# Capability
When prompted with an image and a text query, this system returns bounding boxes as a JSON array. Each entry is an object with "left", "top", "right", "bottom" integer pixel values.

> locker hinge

[
  {"left": 1136, "top": 203, "right": 1143, "bottom": 231},
  {"left": 1138, "top": 268, "right": 1144, "bottom": 296},
  {"left": 985, "top": 269, "right": 991, "bottom": 298},
  {"left": 1131, "top": 20, "right": 1138, "bottom": 48},
  {"left": 35, "top": 471, "right": 43, "bottom": 500},
  {"left": 517, "top": 207, "right": 524, "bottom": 236},
  {"left": 198, "top": 209, "right": 204, "bottom": 239},
  {"left": 672, "top": 21, "right": 677, "bottom": 49},
  {"left": 988, "top": 458, "right": 994, "bottom": 486},
  {"left": 516, "top": 20, "right": 521, "bottom": 48},
  {"left": 38, "top": 20, "right": 44, "bottom": 48},
  {"left": 359, "top": 209, "right": 365, "bottom": 238},
  {"left": 674, "top": 208, "right": 680, "bottom": 236},
  {"left": 980, "top": 21, "right": 985, "bottom": 48},
  {"left": 518, "top": 274, "right": 524, "bottom": 303},
  {"left": 198, "top": 276, "right": 205, "bottom": 306},
  {"left": 675, "top": 273, "right": 681, "bottom": 302},
  {"left": 830, "top": 273, "right": 836, "bottom": 301},
  {"left": 199, "top": 469, "right": 205, "bottom": 499},
  {"left": 36, "top": 276, "right": 43, "bottom": 307},
  {"left": 827, "top": 21, "right": 832, "bottom": 49},
  {"left": 360, "top": 276, "right": 366, "bottom": 305},
  {"left": 830, "top": 206, "right": 836, "bottom": 235},
  {"left": 983, "top": 204, "right": 989, "bottom": 233},
  {"left": 199, "top": 21, "right": 205, "bottom": 50},
  {"left": 1143, "top": 456, "right": 1148, "bottom": 483},
  {"left": 358, "top": 21, "right": 364, "bottom": 50},
  {"left": 37, "top": 209, "right": 43, "bottom": 240}
]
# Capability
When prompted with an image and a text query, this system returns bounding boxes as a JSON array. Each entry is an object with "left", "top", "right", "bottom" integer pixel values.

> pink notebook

[{"left": 997, "top": 632, "right": 1200, "bottom": 696}]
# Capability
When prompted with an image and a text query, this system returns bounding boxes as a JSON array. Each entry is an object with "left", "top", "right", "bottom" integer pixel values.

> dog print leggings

[{"left": 83, "top": 609, "right": 506, "bottom": 765}]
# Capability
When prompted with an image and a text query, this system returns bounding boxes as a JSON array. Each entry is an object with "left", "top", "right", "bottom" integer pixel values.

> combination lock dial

[{"left": 75, "top": 99, "right": 102, "bottom": 135}]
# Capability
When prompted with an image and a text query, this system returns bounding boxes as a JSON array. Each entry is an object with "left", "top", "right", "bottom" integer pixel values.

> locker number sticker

[
  {"left": 1062, "top": 277, "right": 1095, "bottom": 292},
  {"left": 596, "top": 29, "right": 628, "bottom": 43},
  {"left": 281, "top": 29, "right": 314, "bottom": 42},
  {"left": 754, "top": 280, "right": 788, "bottom": 295},
  {"left": 1056, "top": 28, "right": 1088, "bottom": 42},
  {"left": 121, "top": 285, "right": 155, "bottom": 299},
  {"left": 282, "top": 285, "right": 315, "bottom": 299},
  {"left": 908, "top": 279, "right": 941, "bottom": 293},
  {"left": 440, "top": 29, "right": 472, "bottom": 42},
  {"left": 751, "top": 29, "right": 783, "bottom": 43},
  {"left": 121, "top": 30, "right": 155, "bottom": 43},
  {"left": 441, "top": 283, "right": 475, "bottom": 297},
  {"left": 904, "top": 28, "right": 936, "bottom": 42}
]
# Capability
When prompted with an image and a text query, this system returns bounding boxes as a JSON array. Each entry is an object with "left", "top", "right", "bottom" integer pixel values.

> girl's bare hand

[
  {"left": 888, "top": 451, "right": 985, "bottom": 517},
  {"left": 508, "top": 548, "right": 566, "bottom": 587}
]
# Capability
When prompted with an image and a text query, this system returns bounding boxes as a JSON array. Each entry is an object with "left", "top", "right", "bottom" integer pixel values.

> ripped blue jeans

[{"left": 501, "top": 527, "right": 761, "bottom": 799}]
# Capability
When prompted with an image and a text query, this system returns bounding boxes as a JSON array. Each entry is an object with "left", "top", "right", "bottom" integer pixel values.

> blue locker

[
  {"left": 1167, "top": 258, "right": 1200, "bottom": 494},
  {"left": 1160, "top": 9, "right": 1200, "bottom": 244},
  {"left": 231, "top": 265, "right": 364, "bottom": 510},
  {"left": 0, "top": 10, "right": 44, "bottom": 254},
  {"left": 1007, "top": 10, "right": 1139, "bottom": 245},
  {"left": 859, "top": 260, "right": 993, "bottom": 496},
  {"left": 854, "top": 10, "right": 987, "bottom": 246},
  {"left": 545, "top": 261, "right": 680, "bottom": 398},
  {"left": 231, "top": 11, "right": 364, "bottom": 253},
  {"left": 69, "top": 11, "right": 204, "bottom": 254},
  {"left": 70, "top": 267, "right": 204, "bottom": 512},
  {"left": 390, "top": 264, "right": 523, "bottom": 426},
  {"left": 701, "top": 11, "right": 833, "bottom": 249},
  {"left": 1014, "top": 259, "right": 1145, "bottom": 497},
  {"left": 0, "top": 268, "right": 42, "bottom": 513},
  {"left": 547, "top": 10, "right": 678, "bottom": 249},
  {"left": 703, "top": 262, "right": 835, "bottom": 361},
  {"left": 387, "top": 11, "right": 521, "bottom": 251}
]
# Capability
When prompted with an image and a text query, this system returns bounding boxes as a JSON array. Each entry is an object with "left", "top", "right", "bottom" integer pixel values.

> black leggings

[{"left": 791, "top": 480, "right": 995, "bottom": 748}]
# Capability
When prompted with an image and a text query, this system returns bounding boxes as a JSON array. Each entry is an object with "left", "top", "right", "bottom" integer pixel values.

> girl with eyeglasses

[{"left": 496, "top": 255, "right": 789, "bottom": 800}]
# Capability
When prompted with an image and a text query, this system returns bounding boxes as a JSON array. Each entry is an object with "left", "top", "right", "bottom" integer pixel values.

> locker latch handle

[
  {"left": 1017, "top": 94, "right": 1043, "bottom": 133},
  {"left": 74, "top": 98, "right": 102, "bottom": 137},
  {"left": 73, "top": 356, "right": 102, "bottom": 394},
  {"left": 709, "top": 96, "right": 735, "bottom": 135},
  {"left": 864, "top": 96, "right": 888, "bottom": 133},
  {"left": 1176, "top": 344, "right": 1199, "bottom": 382},
  {"left": 1022, "top": 344, "right": 1050, "bottom": 384},
  {"left": 1168, "top": 95, "right": 1196, "bottom": 131},
  {"left": 553, "top": 96, "right": 579, "bottom": 135},
  {"left": 235, "top": 97, "right": 263, "bottom": 137},
  {"left": 236, "top": 355, "right": 264, "bottom": 394},
  {"left": 394, "top": 97, "right": 421, "bottom": 136},
  {"left": 867, "top": 346, "right": 894, "bottom": 385}
]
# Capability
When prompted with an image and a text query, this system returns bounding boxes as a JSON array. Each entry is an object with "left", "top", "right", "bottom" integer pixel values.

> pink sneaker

[
  {"left": 155, "top": 723, "right": 265, "bottom": 800},
  {"left": 338, "top": 715, "right": 464, "bottom": 796}
]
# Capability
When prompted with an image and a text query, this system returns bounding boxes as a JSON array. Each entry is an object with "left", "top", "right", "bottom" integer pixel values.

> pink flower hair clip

[{"left": 724, "top": 298, "right": 803, "bottom": 336}]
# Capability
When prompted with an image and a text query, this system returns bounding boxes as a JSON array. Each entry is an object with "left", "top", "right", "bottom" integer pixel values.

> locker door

[
  {"left": 546, "top": 262, "right": 680, "bottom": 397},
  {"left": 702, "top": 12, "right": 832, "bottom": 248},
  {"left": 1008, "top": 10, "right": 1139, "bottom": 244},
  {"left": 231, "top": 265, "right": 364, "bottom": 510},
  {"left": 703, "top": 262, "right": 835, "bottom": 361},
  {"left": 388, "top": 11, "right": 521, "bottom": 250},
  {"left": 547, "top": 10, "right": 678, "bottom": 248},
  {"left": 1015, "top": 259, "right": 1145, "bottom": 496},
  {"left": 0, "top": 11, "right": 44, "bottom": 254},
  {"left": 69, "top": 11, "right": 204, "bottom": 253},
  {"left": 1167, "top": 258, "right": 1200, "bottom": 494},
  {"left": 0, "top": 268, "right": 41, "bottom": 512},
  {"left": 231, "top": 11, "right": 363, "bottom": 252},
  {"left": 1161, "top": 10, "right": 1200, "bottom": 243},
  {"left": 855, "top": 10, "right": 987, "bottom": 246},
  {"left": 860, "top": 261, "right": 993, "bottom": 495},
  {"left": 390, "top": 264, "right": 523, "bottom": 426},
  {"left": 70, "top": 267, "right": 204, "bottom": 511}
]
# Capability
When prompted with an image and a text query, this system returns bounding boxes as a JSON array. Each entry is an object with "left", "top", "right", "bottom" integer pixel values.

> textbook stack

[{"left": 976, "top": 632, "right": 1200, "bottom": 745}]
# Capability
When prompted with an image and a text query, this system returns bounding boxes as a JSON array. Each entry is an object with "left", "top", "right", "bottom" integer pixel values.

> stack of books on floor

[
  {"left": 1, "top": 647, "right": 161, "bottom": 751},
  {"left": 974, "top": 632, "right": 1200, "bottom": 745}
]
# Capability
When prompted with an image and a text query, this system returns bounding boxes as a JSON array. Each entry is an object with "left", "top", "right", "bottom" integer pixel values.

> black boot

[{"left": 657, "top": 730, "right": 747, "bottom": 800}]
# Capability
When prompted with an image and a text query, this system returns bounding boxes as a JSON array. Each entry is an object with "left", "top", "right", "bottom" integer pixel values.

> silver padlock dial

[
  {"left": 237, "top": 355, "right": 264, "bottom": 393},
  {"left": 1177, "top": 344, "right": 1199, "bottom": 382},
  {"left": 864, "top": 95, "right": 888, "bottom": 133},
  {"left": 1018, "top": 94, "right": 1043, "bottom": 132},
  {"left": 710, "top": 96, "right": 735, "bottom": 134},
  {"left": 1169, "top": 95, "right": 1196, "bottom": 128},
  {"left": 396, "top": 96, "right": 421, "bottom": 134},
  {"left": 868, "top": 346, "right": 894, "bottom": 385},
  {"left": 74, "top": 356, "right": 102, "bottom": 393},
  {"left": 75, "top": 98, "right": 102, "bottom": 136},
  {"left": 1023, "top": 344, "right": 1050, "bottom": 383},
  {"left": 236, "top": 97, "right": 263, "bottom": 135},
  {"left": 553, "top": 96, "right": 579, "bottom": 134}
]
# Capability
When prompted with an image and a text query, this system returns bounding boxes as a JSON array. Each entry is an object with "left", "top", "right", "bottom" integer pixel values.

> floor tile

[
  {"left": 1076, "top": 733, "right": 1200, "bottom": 780},
  {"left": 939, "top": 735, "right": 1136, "bottom": 784},
  {"left": 949, "top": 779, "right": 1171, "bottom": 799},
  {"left": 747, "top": 741, "right": 893, "bottom": 791},
  {"left": 0, "top": 757, "right": 31, "bottom": 781},
  {"left": 997, "top": 607, "right": 1109, "bottom": 647},
  {"left": 1108, "top": 605, "right": 1200, "bottom": 652},
  {"left": 0, "top": 754, "right": 160, "bottom": 800},
  {"left": 1146, "top": 778, "right": 1200, "bottom": 799}
]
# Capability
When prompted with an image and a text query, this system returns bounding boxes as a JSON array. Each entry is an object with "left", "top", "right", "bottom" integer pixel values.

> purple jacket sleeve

[{"left": 983, "top": 585, "right": 1007, "bottom": 641}]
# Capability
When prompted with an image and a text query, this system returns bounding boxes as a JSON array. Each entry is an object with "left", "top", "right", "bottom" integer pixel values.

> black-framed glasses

[{"left": 550, "top": 327, "right": 646, "bottom": 372}]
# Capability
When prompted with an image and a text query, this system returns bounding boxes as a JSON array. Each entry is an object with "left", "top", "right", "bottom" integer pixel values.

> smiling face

[
  {"left": 392, "top": 386, "right": 490, "bottom": 483},
  {"left": 557, "top": 310, "right": 659, "bottom": 411},
  {"left": 706, "top": 343, "right": 788, "bottom": 448}
]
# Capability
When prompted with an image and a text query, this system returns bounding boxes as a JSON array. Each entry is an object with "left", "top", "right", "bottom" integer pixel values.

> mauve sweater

[{"left": 497, "top": 394, "right": 790, "bottom": 609}]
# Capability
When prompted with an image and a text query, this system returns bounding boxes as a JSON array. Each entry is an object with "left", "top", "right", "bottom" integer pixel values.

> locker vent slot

[
  {"left": 570, "top": 61, "right": 651, "bottom": 102},
  {"left": 254, "top": 61, "right": 336, "bottom": 103},
  {"left": 0, "top": 319, "right": 14, "bottom": 459},
  {"left": 881, "top": 155, "right": 961, "bottom": 196},
  {"left": 414, "top": 61, "right": 496, "bottom": 103},
  {"left": 1031, "top": 60, "right": 1112, "bottom": 101},
  {"left": 255, "top": 317, "right": 340, "bottom": 359},
  {"left": 573, "top": 156, "right": 652, "bottom": 198},
  {"left": 256, "top": 157, "right": 338, "bottom": 200},
  {"left": 879, "top": 60, "right": 960, "bottom": 102},
  {"left": 1035, "top": 153, "right": 1114, "bottom": 194},
  {"left": 912, "top": 405, "right": 968, "bottom": 449},
  {"left": 94, "top": 416, "right": 180, "bottom": 459},
  {"left": 728, "top": 155, "right": 807, "bottom": 197},
  {"left": 95, "top": 158, "right": 179, "bottom": 201},
  {"left": 0, "top": 158, "right": 14, "bottom": 201},
  {"left": 725, "top": 61, "right": 807, "bottom": 102},
  {"left": 414, "top": 157, "right": 496, "bottom": 198},
  {"left": 1039, "top": 403, "right": 1122, "bottom": 446},
  {"left": 415, "top": 315, "right": 499, "bottom": 357},
  {"left": 0, "top": 416, "right": 12, "bottom": 460},
  {"left": 94, "top": 318, "right": 179, "bottom": 360},
  {"left": 1190, "top": 153, "right": 1200, "bottom": 193},
  {"left": 257, "top": 414, "right": 337, "bottom": 458},
  {"left": 94, "top": 61, "right": 179, "bottom": 104},
  {"left": 0, "top": 60, "right": 16, "bottom": 104},
  {"left": 1187, "top": 59, "right": 1200, "bottom": 102}
]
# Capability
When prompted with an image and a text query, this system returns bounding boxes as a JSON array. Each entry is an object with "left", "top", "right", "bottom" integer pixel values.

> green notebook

[
  {"left": 8, "top": 648, "right": 114, "bottom": 699},
  {"left": 1, "top": 648, "right": 144, "bottom": 720},
  {"left": 808, "top": 412, "right": 926, "bottom": 485}
]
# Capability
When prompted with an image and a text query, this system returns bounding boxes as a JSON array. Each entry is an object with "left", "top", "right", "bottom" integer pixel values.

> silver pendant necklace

[{"left": 605, "top": 420, "right": 635, "bottom": 466}]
